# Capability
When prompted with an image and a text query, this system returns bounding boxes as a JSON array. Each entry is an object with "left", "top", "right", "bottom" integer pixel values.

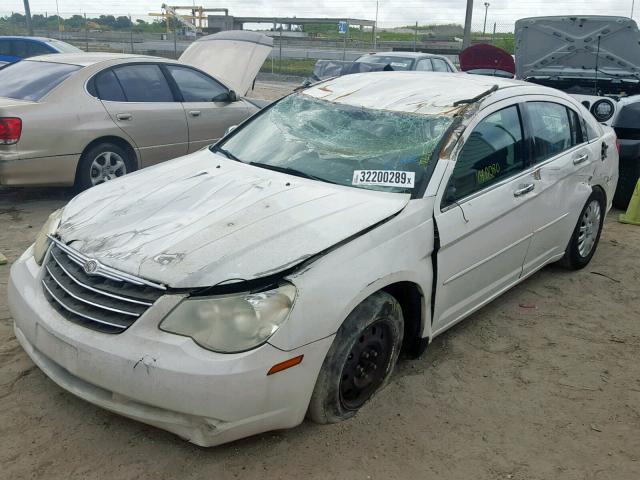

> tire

[
  {"left": 307, "top": 291, "right": 404, "bottom": 424},
  {"left": 560, "top": 190, "right": 605, "bottom": 270},
  {"left": 612, "top": 158, "right": 640, "bottom": 209},
  {"left": 76, "top": 142, "right": 134, "bottom": 191}
]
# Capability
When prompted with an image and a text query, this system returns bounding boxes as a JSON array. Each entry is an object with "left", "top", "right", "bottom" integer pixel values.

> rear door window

[
  {"left": 415, "top": 59, "right": 434, "bottom": 71},
  {"left": 448, "top": 105, "right": 525, "bottom": 201},
  {"left": 27, "top": 41, "right": 54, "bottom": 57},
  {"left": 432, "top": 58, "right": 449, "bottom": 72},
  {"left": 526, "top": 102, "right": 573, "bottom": 163},
  {"left": 93, "top": 70, "right": 127, "bottom": 102},
  {"left": 0, "top": 60, "right": 81, "bottom": 101},
  {"left": 112, "top": 64, "right": 174, "bottom": 102},
  {"left": 165, "top": 65, "right": 227, "bottom": 102}
]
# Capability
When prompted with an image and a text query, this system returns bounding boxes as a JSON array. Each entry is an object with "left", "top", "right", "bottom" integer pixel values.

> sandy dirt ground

[{"left": 1, "top": 81, "right": 640, "bottom": 479}]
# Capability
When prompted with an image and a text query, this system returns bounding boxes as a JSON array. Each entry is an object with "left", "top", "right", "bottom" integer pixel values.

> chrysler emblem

[{"left": 83, "top": 259, "right": 99, "bottom": 275}]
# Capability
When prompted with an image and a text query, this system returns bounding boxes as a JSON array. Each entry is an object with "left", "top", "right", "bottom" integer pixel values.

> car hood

[
  {"left": 459, "top": 43, "right": 515, "bottom": 76},
  {"left": 56, "top": 150, "right": 410, "bottom": 289},
  {"left": 515, "top": 16, "right": 640, "bottom": 80},
  {"left": 179, "top": 30, "right": 273, "bottom": 96}
]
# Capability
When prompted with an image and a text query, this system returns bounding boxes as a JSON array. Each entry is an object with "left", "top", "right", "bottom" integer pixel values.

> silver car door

[
  {"left": 432, "top": 102, "right": 536, "bottom": 334},
  {"left": 98, "top": 64, "right": 188, "bottom": 167},
  {"left": 164, "top": 65, "right": 250, "bottom": 152},
  {"left": 520, "top": 100, "right": 597, "bottom": 275}
]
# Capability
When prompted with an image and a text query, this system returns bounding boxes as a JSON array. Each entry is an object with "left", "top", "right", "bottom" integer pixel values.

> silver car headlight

[
  {"left": 159, "top": 283, "right": 296, "bottom": 353},
  {"left": 33, "top": 208, "right": 63, "bottom": 265}
]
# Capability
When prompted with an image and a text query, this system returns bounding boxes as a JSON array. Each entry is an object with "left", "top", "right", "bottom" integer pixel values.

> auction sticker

[{"left": 352, "top": 170, "right": 415, "bottom": 188}]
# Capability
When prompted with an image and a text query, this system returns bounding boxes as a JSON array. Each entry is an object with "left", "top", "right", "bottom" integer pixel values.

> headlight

[
  {"left": 33, "top": 208, "right": 63, "bottom": 265},
  {"left": 591, "top": 99, "right": 615, "bottom": 122},
  {"left": 160, "top": 283, "right": 296, "bottom": 353}
]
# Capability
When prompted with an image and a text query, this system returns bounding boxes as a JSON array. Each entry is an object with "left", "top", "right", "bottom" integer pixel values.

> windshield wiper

[
  {"left": 210, "top": 145, "right": 241, "bottom": 162},
  {"left": 249, "top": 162, "right": 338, "bottom": 184}
]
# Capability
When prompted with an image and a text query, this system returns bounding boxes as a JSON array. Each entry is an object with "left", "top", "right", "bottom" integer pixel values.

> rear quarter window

[{"left": 0, "top": 60, "right": 81, "bottom": 101}]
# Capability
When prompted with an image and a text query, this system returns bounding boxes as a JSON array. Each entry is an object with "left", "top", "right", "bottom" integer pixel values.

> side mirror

[
  {"left": 444, "top": 184, "right": 458, "bottom": 205},
  {"left": 224, "top": 125, "right": 238, "bottom": 136},
  {"left": 212, "top": 90, "right": 238, "bottom": 103}
]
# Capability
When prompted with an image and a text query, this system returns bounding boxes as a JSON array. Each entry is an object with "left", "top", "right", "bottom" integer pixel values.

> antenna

[{"left": 594, "top": 35, "right": 601, "bottom": 95}]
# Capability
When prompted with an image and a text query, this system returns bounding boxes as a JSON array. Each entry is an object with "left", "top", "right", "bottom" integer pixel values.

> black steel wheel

[
  {"left": 339, "top": 321, "right": 394, "bottom": 411},
  {"left": 307, "top": 291, "right": 403, "bottom": 424}
]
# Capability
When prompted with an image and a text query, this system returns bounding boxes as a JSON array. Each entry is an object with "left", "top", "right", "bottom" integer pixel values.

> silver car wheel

[
  {"left": 90, "top": 151, "right": 127, "bottom": 185},
  {"left": 577, "top": 199, "right": 601, "bottom": 258}
]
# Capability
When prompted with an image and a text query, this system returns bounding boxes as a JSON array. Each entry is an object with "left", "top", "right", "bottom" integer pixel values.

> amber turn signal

[{"left": 267, "top": 355, "right": 304, "bottom": 376}]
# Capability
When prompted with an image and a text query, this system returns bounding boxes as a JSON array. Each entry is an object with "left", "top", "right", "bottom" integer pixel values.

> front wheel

[
  {"left": 307, "top": 291, "right": 403, "bottom": 424},
  {"left": 560, "top": 190, "right": 605, "bottom": 270}
]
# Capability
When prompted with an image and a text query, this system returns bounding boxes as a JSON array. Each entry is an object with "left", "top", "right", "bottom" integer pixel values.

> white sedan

[{"left": 9, "top": 72, "right": 618, "bottom": 447}]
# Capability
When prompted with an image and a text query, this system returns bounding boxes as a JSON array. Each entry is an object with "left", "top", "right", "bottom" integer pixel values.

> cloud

[{"left": 2, "top": 0, "right": 637, "bottom": 27}]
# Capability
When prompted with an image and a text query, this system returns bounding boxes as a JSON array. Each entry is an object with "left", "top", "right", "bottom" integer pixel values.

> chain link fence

[{"left": 0, "top": 11, "right": 515, "bottom": 78}]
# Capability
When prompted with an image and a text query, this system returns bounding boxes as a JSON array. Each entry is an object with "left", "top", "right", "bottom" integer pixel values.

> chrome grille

[{"left": 42, "top": 240, "right": 166, "bottom": 333}]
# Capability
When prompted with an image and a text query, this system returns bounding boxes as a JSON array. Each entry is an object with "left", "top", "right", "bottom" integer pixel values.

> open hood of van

[
  {"left": 515, "top": 16, "right": 640, "bottom": 80},
  {"left": 460, "top": 43, "right": 515, "bottom": 76},
  {"left": 179, "top": 31, "right": 273, "bottom": 96}
]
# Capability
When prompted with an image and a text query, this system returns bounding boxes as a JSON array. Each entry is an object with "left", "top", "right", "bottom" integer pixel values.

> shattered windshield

[{"left": 214, "top": 93, "right": 454, "bottom": 194}]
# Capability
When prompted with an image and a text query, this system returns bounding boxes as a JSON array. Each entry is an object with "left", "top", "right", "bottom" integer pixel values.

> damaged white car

[{"left": 9, "top": 72, "right": 618, "bottom": 447}]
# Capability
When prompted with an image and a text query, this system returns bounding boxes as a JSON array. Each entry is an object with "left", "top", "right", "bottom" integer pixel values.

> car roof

[
  {"left": 0, "top": 36, "right": 59, "bottom": 42},
  {"left": 303, "top": 71, "right": 551, "bottom": 116},
  {"left": 364, "top": 51, "right": 446, "bottom": 59},
  {"left": 25, "top": 52, "right": 175, "bottom": 67}
]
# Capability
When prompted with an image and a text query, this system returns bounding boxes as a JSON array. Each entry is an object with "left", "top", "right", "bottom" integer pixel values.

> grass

[{"left": 260, "top": 58, "right": 317, "bottom": 77}]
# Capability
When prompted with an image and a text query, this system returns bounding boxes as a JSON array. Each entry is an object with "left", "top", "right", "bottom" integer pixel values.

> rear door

[
  {"left": 164, "top": 64, "right": 250, "bottom": 152},
  {"left": 520, "top": 100, "right": 597, "bottom": 274},
  {"left": 96, "top": 63, "right": 189, "bottom": 167},
  {"left": 433, "top": 102, "right": 537, "bottom": 333}
]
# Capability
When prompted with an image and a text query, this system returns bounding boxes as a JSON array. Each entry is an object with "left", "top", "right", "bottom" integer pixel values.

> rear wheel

[
  {"left": 76, "top": 142, "right": 134, "bottom": 191},
  {"left": 560, "top": 190, "right": 605, "bottom": 270},
  {"left": 307, "top": 291, "right": 403, "bottom": 424}
]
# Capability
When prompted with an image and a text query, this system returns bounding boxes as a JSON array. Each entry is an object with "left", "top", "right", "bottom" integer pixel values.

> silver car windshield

[{"left": 214, "top": 94, "right": 454, "bottom": 194}]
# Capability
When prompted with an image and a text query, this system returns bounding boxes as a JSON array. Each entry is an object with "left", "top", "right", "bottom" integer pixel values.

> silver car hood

[
  {"left": 515, "top": 16, "right": 640, "bottom": 79},
  {"left": 56, "top": 150, "right": 410, "bottom": 289},
  {"left": 179, "top": 31, "right": 273, "bottom": 96}
]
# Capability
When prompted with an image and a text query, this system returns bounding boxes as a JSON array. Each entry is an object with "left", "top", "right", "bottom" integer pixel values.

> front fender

[{"left": 268, "top": 198, "right": 436, "bottom": 351}]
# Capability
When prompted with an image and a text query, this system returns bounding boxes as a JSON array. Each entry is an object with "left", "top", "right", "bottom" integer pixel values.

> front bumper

[{"left": 8, "top": 250, "right": 332, "bottom": 447}]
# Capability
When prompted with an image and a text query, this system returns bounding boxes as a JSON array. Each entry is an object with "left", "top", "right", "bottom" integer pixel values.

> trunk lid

[
  {"left": 179, "top": 31, "right": 273, "bottom": 96},
  {"left": 515, "top": 16, "right": 640, "bottom": 80},
  {"left": 459, "top": 43, "right": 515, "bottom": 77}
]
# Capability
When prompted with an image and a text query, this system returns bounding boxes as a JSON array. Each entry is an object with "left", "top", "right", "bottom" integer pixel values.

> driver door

[
  {"left": 432, "top": 102, "right": 537, "bottom": 334},
  {"left": 164, "top": 64, "right": 250, "bottom": 152}
]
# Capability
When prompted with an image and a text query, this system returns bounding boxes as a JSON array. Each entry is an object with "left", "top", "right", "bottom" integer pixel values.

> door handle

[
  {"left": 513, "top": 183, "right": 535, "bottom": 197},
  {"left": 188, "top": 110, "right": 201, "bottom": 117},
  {"left": 116, "top": 113, "right": 132, "bottom": 121},
  {"left": 573, "top": 154, "right": 589, "bottom": 165}
]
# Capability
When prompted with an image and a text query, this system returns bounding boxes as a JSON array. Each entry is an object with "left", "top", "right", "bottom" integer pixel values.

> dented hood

[
  {"left": 56, "top": 150, "right": 409, "bottom": 289},
  {"left": 179, "top": 30, "right": 273, "bottom": 96},
  {"left": 515, "top": 16, "right": 640, "bottom": 79}
]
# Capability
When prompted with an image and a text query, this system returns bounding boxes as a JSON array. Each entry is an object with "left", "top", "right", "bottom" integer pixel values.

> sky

[{"left": 2, "top": 0, "right": 638, "bottom": 27}]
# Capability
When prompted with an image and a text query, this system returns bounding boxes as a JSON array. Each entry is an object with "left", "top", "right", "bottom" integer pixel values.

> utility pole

[
  {"left": 462, "top": 0, "right": 473, "bottom": 49},
  {"left": 483, "top": 2, "right": 490, "bottom": 36},
  {"left": 373, "top": 0, "right": 379, "bottom": 49},
  {"left": 632, "top": 0, "right": 636, "bottom": 19},
  {"left": 23, "top": 0, "right": 34, "bottom": 35}
]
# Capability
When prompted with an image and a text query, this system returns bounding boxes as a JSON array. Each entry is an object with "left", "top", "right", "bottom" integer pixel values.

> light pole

[
  {"left": 373, "top": 0, "right": 379, "bottom": 49},
  {"left": 483, "top": 2, "right": 490, "bottom": 36},
  {"left": 632, "top": 0, "right": 636, "bottom": 19}
]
